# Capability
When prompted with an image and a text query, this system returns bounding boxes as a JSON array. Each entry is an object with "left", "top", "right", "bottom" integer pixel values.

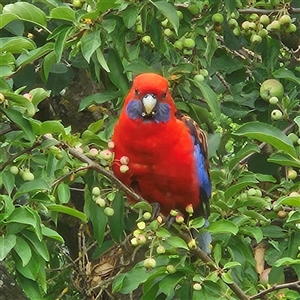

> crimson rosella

[{"left": 112, "top": 73, "right": 212, "bottom": 253}]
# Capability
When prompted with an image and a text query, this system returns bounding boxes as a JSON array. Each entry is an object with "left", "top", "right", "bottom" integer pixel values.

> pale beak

[{"left": 142, "top": 94, "right": 157, "bottom": 115}]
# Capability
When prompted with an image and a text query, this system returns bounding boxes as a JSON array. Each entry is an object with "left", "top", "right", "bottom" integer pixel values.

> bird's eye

[
  {"left": 162, "top": 92, "right": 167, "bottom": 98},
  {"left": 135, "top": 88, "right": 140, "bottom": 96}
]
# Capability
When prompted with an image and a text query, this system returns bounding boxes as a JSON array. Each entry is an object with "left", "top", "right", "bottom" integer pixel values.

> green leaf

[
  {"left": 79, "top": 91, "right": 121, "bottom": 111},
  {"left": 16, "top": 275, "right": 43, "bottom": 300},
  {"left": 274, "top": 257, "right": 300, "bottom": 267},
  {"left": 156, "top": 227, "right": 171, "bottom": 238},
  {"left": 57, "top": 183, "right": 70, "bottom": 204},
  {"left": 151, "top": 1, "right": 179, "bottom": 34},
  {"left": 14, "top": 236, "right": 32, "bottom": 266},
  {"left": 50, "top": 6, "right": 77, "bottom": 22},
  {"left": 294, "top": 116, "right": 300, "bottom": 130},
  {"left": 41, "top": 226, "right": 64, "bottom": 243},
  {"left": 14, "top": 252, "right": 40, "bottom": 280},
  {"left": 40, "top": 120, "right": 65, "bottom": 135},
  {"left": 14, "top": 179, "right": 50, "bottom": 199},
  {"left": 54, "top": 25, "right": 73, "bottom": 62},
  {"left": 21, "top": 230, "right": 49, "bottom": 261},
  {"left": 204, "top": 31, "right": 219, "bottom": 65},
  {"left": 3, "top": 2, "right": 47, "bottom": 28},
  {"left": 97, "top": 0, "right": 117, "bottom": 13},
  {"left": 223, "top": 261, "right": 242, "bottom": 269},
  {"left": 239, "top": 225, "right": 263, "bottom": 243},
  {"left": 131, "top": 201, "right": 153, "bottom": 212},
  {"left": 208, "top": 220, "right": 239, "bottom": 235},
  {"left": 192, "top": 80, "right": 221, "bottom": 121},
  {"left": 81, "top": 30, "right": 102, "bottom": 63},
  {"left": 0, "top": 37, "right": 35, "bottom": 53},
  {"left": 16, "top": 42, "right": 54, "bottom": 67},
  {"left": 234, "top": 122, "right": 296, "bottom": 157},
  {"left": 6, "top": 207, "right": 42, "bottom": 240},
  {"left": 47, "top": 204, "right": 88, "bottom": 223},
  {"left": 0, "top": 234, "right": 16, "bottom": 260},
  {"left": 0, "top": 13, "right": 18, "bottom": 29},
  {"left": 273, "top": 68, "right": 300, "bottom": 85},
  {"left": 268, "top": 153, "right": 300, "bottom": 168},
  {"left": 228, "top": 144, "right": 261, "bottom": 171},
  {"left": 274, "top": 195, "right": 300, "bottom": 209},
  {"left": 4, "top": 91, "right": 36, "bottom": 116},
  {"left": 108, "top": 193, "right": 125, "bottom": 242},
  {"left": 107, "top": 49, "right": 129, "bottom": 94},
  {"left": 95, "top": 48, "right": 110, "bottom": 72},
  {"left": 221, "top": 271, "right": 234, "bottom": 284},
  {"left": 166, "top": 236, "right": 188, "bottom": 250},
  {"left": 2, "top": 170, "right": 15, "bottom": 196}
]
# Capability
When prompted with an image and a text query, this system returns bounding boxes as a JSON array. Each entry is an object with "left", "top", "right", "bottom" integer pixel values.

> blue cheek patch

[
  {"left": 126, "top": 100, "right": 143, "bottom": 120},
  {"left": 126, "top": 100, "right": 171, "bottom": 123}
]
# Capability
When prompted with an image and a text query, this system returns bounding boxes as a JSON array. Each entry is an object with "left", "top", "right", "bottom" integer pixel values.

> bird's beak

[{"left": 142, "top": 94, "right": 157, "bottom": 116}]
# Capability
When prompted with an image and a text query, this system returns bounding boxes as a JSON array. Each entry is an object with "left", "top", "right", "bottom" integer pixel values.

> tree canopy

[{"left": 0, "top": 0, "right": 300, "bottom": 299}]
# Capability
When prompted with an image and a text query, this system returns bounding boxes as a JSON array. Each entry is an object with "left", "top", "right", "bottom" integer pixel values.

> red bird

[{"left": 112, "top": 73, "right": 211, "bottom": 253}]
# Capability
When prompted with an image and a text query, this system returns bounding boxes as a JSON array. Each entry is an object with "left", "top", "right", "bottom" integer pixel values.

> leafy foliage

[{"left": 0, "top": 0, "right": 300, "bottom": 299}]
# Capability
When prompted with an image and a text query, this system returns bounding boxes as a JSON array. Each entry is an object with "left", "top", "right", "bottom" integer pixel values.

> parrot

[{"left": 111, "top": 73, "right": 212, "bottom": 253}]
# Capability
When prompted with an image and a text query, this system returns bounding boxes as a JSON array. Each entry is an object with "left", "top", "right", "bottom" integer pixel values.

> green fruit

[
  {"left": 277, "top": 210, "right": 287, "bottom": 219},
  {"left": 242, "top": 21, "right": 250, "bottom": 30},
  {"left": 193, "top": 283, "right": 202, "bottom": 290},
  {"left": 136, "top": 24, "right": 144, "bottom": 34},
  {"left": 22, "top": 170, "right": 34, "bottom": 181},
  {"left": 143, "top": 211, "right": 152, "bottom": 220},
  {"left": 144, "top": 258, "right": 156, "bottom": 269},
  {"left": 142, "top": 35, "right": 151, "bottom": 44},
  {"left": 250, "top": 34, "right": 262, "bottom": 44},
  {"left": 287, "top": 168, "right": 297, "bottom": 180},
  {"left": 10, "top": 166, "right": 19, "bottom": 175},
  {"left": 188, "top": 4, "right": 200, "bottom": 15},
  {"left": 177, "top": 10, "right": 183, "bottom": 21},
  {"left": 258, "top": 29, "right": 268, "bottom": 37},
  {"left": 183, "top": 49, "right": 193, "bottom": 55},
  {"left": 156, "top": 245, "right": 166, "bottom": 254},
  {"left": 199, "top": 69, "right": 209, "bottom": 77},
  {"left": 248, "top": 22, "right": 256, "bottom": 30},
  {"left": 174, "top": 40, "right": 183, "bottom": 50},
  {"left": 267, "top": 20, "right": 281, "bottom": 32},
  {"left": 72, "top": 0, "right": 82, "bottom": 8},
  {"left": 279, "top": 15, "right": 292, "bottom": 26},
  {"left": 247, "top": 188, "right": 257, "bottom": 196},
  {"left": 260, "top": 79, "right": 284, "bottom": 101},
  {"left": 164, "top": 28, "right": 174, "bottom": 38},
  {"left": 269, "top": 96, "right": 279, "bottom": 104},
  {"left": 136, "top": 234, "right": 146, "bottom": 244},
  {"left": 271, "top": 109, "right": 283, "bottom": 120},
  {"left": 104, "top": 207, "right": 114, "bottom": 216},
  {"left": 92, "top": 186, "right": 101, "bottom": 196},
  {"left": 285, "top": 23, "right": 297, "bottom": 34},
  {"left": 249, "top": 13, "right": 259, "bottom": 21},
  {"left": 233, "top": 27, "right": 241, "bottom": 36},
  {"left": 288, "top": 133, "right": 298, "bottom": 144},
  {"left": 95, "top": 197, "right": 106, "bottom": 207},
  {"left": 194, "top": 74, "right": 205, "bottom": 82},
  {"left": 183, "top": 38, "right": 195, "bottom": 49},
  {"left": 259, "top": 15, "right": 270, "bottom": 26},
  {"left": 212, "top": 13, "right": 224, "bottom": 24},
  {"left": 161, "top": 19, "right": 169, "bottom": 28},
  {"left": 228, "top": 19, "right": 238, "bottom": 28},
  {"left": 188, "top": 238, "right": 197, "bottom": 250},
  {"left": 0, "top": 93, "right": 5, "bottom": 103},
  {"left": 120, "top": 165, "right": 129, "bottom": 173},
  {"left": 166, "top": 265, "right": 176, "bottom": 274}
]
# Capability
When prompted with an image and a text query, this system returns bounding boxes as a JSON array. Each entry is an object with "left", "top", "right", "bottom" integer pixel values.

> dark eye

[
  {"left": 162, "top": 92, "right": 167, "bottom": 98},
  {"left": 135, "top": 88, "right": 140, "bottom": 96}
]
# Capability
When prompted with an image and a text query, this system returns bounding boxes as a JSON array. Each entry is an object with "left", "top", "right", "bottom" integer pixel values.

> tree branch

[
  {"left": 250, "top": 280, "right": 300, "bottom": 299},
  {"left": 238, "top": 7, "right": 300, "bottom": 15}
]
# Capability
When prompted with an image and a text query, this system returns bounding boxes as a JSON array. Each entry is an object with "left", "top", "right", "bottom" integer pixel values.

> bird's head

[{"left": 124, "top": 73, "right": 176, "bottom": 123}]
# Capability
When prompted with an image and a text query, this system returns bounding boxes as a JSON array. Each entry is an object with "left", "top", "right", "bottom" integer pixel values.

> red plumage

[{"left": 112, "top": 73, "right": 206, "bottom": 215}]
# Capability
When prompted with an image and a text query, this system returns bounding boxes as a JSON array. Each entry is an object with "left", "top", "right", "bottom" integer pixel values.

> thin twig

[
  {"left": 238, "top": 7, "right": 300, "bottom": 15},
  {"left": 250, "top": 280, "right": 300, "bottom": 299}
]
